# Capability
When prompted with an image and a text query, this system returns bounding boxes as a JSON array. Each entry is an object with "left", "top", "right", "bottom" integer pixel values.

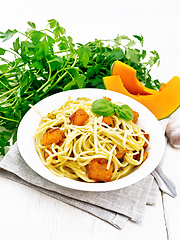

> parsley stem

[
  {"left": 48, "top": 54, "right": 78, "bottom": 90},
  {"left": 6, "top": 49, "right": 21, "bottom": 59},
  {"left": 38, "top": 54, "right": 78, "bottom": 98},
  {"left": 0, "top": 86, "right": 19, "bottom": 100},
  {"left": 0, "top": 116, "right": 19, "bottom": 123},
  {"left": 36, "top": 59, "right": 52, "bottom": 93},
  {"left": 0, "top": 56, "right": 11, "bottom": 64},
  {"left": 0, "top": 79, "right": 10, "bottom": 90},
  {"left": 39, "top": 71, "right": 68, "bottom": 98},
  {"left": 0, "top": 91, "right": 16, "bottom": 105},
  {"left": 0, "top": 61, "right": 18, "bottom": 85},
  {"left": 24, "top": 93, "right": 34, "bottom": 100}
]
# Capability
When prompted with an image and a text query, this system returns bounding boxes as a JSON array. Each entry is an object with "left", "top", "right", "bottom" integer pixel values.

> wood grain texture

[{"left": 0, "top": 177, "right": 168, "bottom": 240}]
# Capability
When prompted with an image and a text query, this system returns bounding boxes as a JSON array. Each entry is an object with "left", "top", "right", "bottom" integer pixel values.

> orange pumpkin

[
  {"left": 88, "top": 158, "right": 113, "bottom": 182},
  {"left": 103, "top": 74, "right": 180, "bottom": 120},
  {"left": 111, "top": 60, "right": 157, "bottom": 95}
]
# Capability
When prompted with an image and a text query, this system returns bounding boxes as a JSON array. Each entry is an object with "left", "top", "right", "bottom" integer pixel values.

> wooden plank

[
  {"left": 161, "top": 144, "right": 180, "bottom": 240},
  {"left": 159, "top": 108, "right": 180, "bottom": 240},
  {"left": 0, "top": 177, "right": 167, "bottom": 240}
]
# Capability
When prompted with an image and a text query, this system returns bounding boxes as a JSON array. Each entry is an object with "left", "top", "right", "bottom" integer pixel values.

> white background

[{"left": 1, "top": 0, "right": 180, "bottom": 83}]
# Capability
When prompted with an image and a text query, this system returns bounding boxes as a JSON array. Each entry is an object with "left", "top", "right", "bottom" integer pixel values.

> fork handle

[{"left": 151, "top": 166, "right": 177, "bottom": 198}]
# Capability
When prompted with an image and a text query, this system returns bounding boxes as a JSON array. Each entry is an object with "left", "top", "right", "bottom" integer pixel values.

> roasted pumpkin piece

[
  {"left": 102, "top": 116, "right": 115, "bottom": 128},
  {"left": 132, "top": 110, "right": 139, "bottom": 124},
  {"left": 44, "top": 148, "right": 58, "bottom": 160},
  {"left": 88, "top": 158, "right": 113, "bottom": 182},
  {"left": 133, "top": 151, "right": 149, "bottom": 162},
  {"left": 143, "top": 133, "right": 150, "bottom": 149},
  {"left": 42, "top": 128, "right": 65, "bottom": 146},
  {"left": 141, "top": 129, "right": 150, "bottom": 149},
  {"left": 143, "top": 152, "right": 149, "bottom": 161},
  {"left": 115, "top": 149, "right": 127, "bottom": 162},
  {"left": 69, "top": 108, "right": 89, "bottom": 126},
  {"left": 103, "top": 96, "right": 111, "bottom": 101}
]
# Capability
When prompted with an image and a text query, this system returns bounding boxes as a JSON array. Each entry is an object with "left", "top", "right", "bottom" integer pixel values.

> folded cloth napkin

[{"left": 0, "top": 118, "right": 169, "bottom": 229}]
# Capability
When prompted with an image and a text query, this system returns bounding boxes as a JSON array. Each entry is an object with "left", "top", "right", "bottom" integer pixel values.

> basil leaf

[
  {"left": 91, "top": 99, "right": 115, "bottom": 116},
  {"left": 114, "top": 104, "right": 133, "bottom": 121},
  {"left": 91, "top": 99, "right": 133, "bottom": 121}
]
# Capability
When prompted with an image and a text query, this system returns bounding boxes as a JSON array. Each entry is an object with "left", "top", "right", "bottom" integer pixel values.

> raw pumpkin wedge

[
  {"left": 103, "top": 75, "right": 180, "bottom": 120},
  {"left": 111, "top": 60, "right": 158, "bottom": 95}
]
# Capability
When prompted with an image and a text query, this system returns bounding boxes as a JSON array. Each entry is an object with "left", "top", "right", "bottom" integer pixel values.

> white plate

[{"left": 17, "top": 88, "right": 166, "bottom": 192}]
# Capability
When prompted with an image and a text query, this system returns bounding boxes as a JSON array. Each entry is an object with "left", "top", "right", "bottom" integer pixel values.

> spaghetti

[{"left": 34, "top": 97, "right": 150, "bottom": 183}]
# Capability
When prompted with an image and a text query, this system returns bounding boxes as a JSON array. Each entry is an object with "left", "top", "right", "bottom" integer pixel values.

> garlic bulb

[{"left": 165, "top": 120, "right": 180, "bottom": 148}]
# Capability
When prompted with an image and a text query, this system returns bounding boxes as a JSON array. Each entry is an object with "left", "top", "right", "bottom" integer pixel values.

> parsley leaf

[{"left": 77, "top": 46, "right": 91, "bottom": 67}]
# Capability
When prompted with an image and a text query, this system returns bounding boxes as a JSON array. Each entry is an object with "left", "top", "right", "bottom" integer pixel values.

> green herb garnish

[
  {"left": 0, "top": 19, "right": 160, "bottom": 156},
  {"left": 91, "top": 99, "right": 133, "bottom": 121}
]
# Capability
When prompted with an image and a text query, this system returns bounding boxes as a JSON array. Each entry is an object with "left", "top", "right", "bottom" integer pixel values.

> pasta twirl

[{"left": 34, "top": 97, "right": 150, "bottom": 183}]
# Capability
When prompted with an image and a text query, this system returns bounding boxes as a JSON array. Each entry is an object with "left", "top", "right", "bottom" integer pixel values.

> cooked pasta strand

[{"left": 34, "top": 97, "right": 150, "bottom": 182}]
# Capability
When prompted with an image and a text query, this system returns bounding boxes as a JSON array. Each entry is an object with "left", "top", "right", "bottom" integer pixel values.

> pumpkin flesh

[
  {"left": 103, "top": 75, "right": 180, "bottom": 120},
  {"left": 111, "top": 60, "right": 157, "bottom": 95}
]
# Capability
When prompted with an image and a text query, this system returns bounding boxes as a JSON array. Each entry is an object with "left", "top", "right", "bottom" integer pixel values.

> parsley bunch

[{"left": 0, "top": 19, "right": 160, "bottom": 156}]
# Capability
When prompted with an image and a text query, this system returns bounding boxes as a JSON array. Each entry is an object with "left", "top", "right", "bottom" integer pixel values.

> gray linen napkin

[
  {"left": 0, "top": 118, "right": 169, "bottom": 229},
  {"left": 0, "top": 143, "right": 158, "bottom": 230}
]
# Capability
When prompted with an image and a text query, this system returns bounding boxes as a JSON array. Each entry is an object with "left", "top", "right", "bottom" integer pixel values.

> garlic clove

[{"left": 165, "top": 120, "right": 180, "bottom": 148}]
